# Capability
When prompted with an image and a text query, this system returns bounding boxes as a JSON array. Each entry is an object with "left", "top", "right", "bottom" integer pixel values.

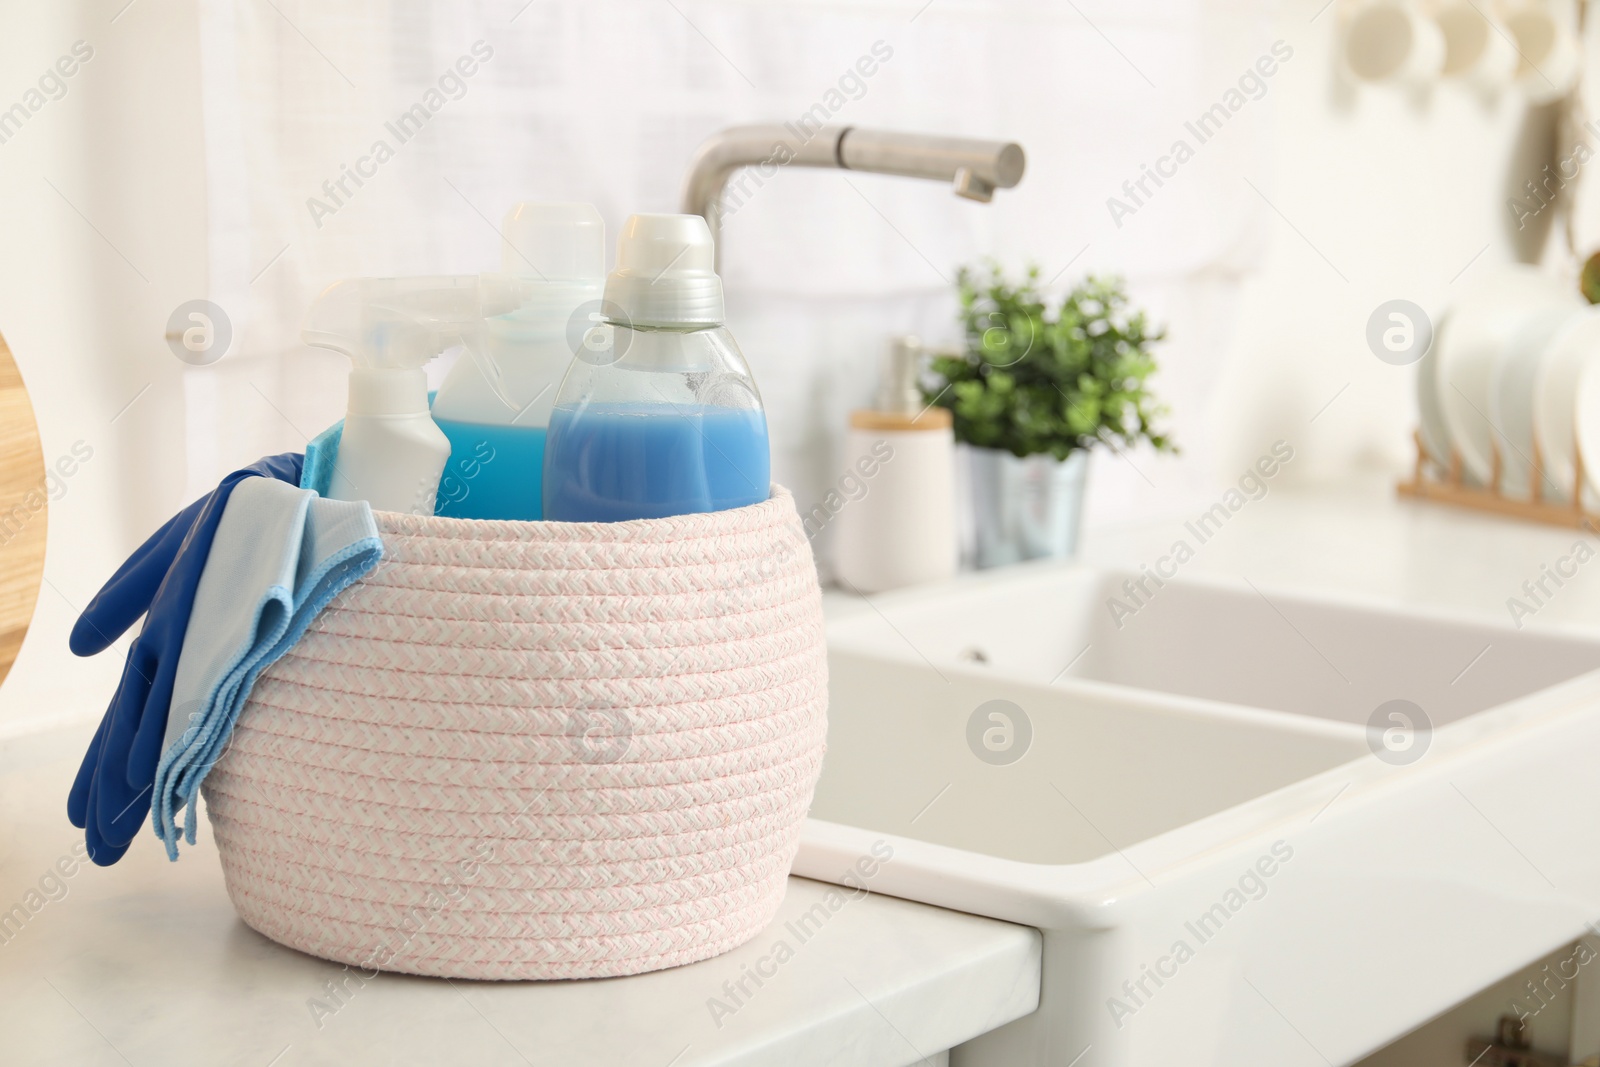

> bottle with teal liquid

[
  {"left": 543, "top": 214, "right": 770, "bottom": 523},
  {"left": 432, "top": 202, "right": 605, "bottom": 520}
]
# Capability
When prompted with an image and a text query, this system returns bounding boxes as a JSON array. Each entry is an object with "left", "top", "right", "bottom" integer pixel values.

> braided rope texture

[{"left": 204, "top": 486, "right": 828, "bottom": 980}]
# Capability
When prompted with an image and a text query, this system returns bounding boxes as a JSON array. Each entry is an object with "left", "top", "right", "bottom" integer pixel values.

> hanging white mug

[
  {"left": 1343, "top": 0, "right": 1447, "bottom": 86},
  {"left": 1435, "top": 1, "right": 1517, "bottom": 90},
  {"left": 1505, "top": 4, "right": 1580, "bottom": 104}
]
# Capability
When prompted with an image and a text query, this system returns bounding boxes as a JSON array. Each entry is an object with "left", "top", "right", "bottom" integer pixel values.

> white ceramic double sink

[{"left": 796, "top": 564, "right": 1600, "bottom": 1066}]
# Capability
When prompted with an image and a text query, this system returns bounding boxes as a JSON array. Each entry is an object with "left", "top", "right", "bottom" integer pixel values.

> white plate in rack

[
  {"left": 1573, "top": 352, "right": 1600, "bottom": 508},
  {"left": 1416, "top": 309, "right": 1454, "bottom": 470},
  {"left": 1490, "top": 305, "right": 1580, "bottom": 498},
  {"left": 1536, "top": 306, "right": 1600, "bottom": 502},
  {"left": 1439, "top": 265, "right": 1581, "bottom": 486}
]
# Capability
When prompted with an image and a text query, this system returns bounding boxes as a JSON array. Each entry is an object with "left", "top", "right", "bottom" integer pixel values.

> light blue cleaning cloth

[
  {"left": 152, "top": 476, "right": 383, "bottom": 859},
  {"left": 301, "top": 421, "right": 342, "bottom": 497}
]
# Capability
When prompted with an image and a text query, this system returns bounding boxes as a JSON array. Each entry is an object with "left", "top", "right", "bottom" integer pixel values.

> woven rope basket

[{"left": 202, "top": 486, "right": 827, "bottom": 980}]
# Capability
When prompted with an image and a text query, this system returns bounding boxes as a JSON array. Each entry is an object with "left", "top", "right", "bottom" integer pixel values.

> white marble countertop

[
  {"left": 1077, "top": 475, "right": 1600, "bottom": 629},
  {"left": 823, "top": 475, "right": 1600, "bottom": 634},
  {"left": 0, "top": 727, "right": 1041, "bottom": 1067}
]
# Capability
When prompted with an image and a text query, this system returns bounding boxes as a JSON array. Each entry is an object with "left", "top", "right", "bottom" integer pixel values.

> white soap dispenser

[{"left": 833, "top": 336, "right": 956, "bottom": 593}]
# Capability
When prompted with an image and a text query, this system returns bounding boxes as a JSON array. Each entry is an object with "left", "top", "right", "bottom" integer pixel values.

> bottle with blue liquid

[
  {"left": 431, "top": 203, "right": 605, "bottom": 520},
  {"left": 543, "top": 214, "right": 770, "bottom": 523}
]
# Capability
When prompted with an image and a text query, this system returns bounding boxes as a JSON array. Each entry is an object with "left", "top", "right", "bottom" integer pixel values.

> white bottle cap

[
  {"left": 501, "top": 202, "right": 605, "bottom": 281},
  {"left": 603, "top": 213, "right": 724, "bottom": 328}
]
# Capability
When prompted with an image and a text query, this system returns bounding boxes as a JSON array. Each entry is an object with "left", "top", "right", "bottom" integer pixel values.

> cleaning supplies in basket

[
  {"left": 542, "top": 213, "right": 771, "bottom": 522},
  {"left": 432, "top": 202, "right": 605, "bottom": 520},
  {"left": 302, "top": 274, "right": 527, "bottom": 515},
  {"left": 203, "top": 486, "right": 827, "bottom": 980},
  {"left": 152, "top": 476, "right": 382, "bottom": 858},
  {"left": 66, "top": 453, "right": 305, "bottom": 865}
]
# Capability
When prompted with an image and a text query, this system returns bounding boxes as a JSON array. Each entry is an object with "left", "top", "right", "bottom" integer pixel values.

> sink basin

[{"left": 796, "top": 564, "right": 1600, "bottom": 1066}]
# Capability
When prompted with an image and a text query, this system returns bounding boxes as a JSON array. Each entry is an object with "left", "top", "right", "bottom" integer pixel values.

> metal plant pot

[{"left": 959, "top": 445, "right": 1089, "bottom": 569}]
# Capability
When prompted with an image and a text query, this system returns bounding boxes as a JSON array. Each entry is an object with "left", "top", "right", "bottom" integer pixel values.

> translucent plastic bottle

[
  {"left": 432, "top": 203, "right": 605, "bottom": 520},
  {"left": 542, "top": 214, "right": 770, "bottom": 522}
]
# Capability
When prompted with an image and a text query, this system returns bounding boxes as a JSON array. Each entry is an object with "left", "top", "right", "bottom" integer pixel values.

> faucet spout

[{"left": 679, "top": 124, "right": 1025, "bottom": 267}]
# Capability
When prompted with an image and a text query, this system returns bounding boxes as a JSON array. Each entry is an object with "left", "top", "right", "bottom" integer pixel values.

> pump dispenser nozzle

[{"left": 878, "top": 336, "right": 925, "bottom": 416}]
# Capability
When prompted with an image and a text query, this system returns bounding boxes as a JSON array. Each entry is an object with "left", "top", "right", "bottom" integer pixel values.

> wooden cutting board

[{"left": 0, "top": 332, "right": 46, "bottom": 687}]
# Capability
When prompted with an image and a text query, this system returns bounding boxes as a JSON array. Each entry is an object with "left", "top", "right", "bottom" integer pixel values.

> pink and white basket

[{"left": 201, "top": 487, "right": 827, "bottom": 980}]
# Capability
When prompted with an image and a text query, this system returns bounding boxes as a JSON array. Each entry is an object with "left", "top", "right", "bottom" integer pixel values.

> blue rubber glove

[{"left": 67, "top": 453, "right": 305, "bottom": 865}]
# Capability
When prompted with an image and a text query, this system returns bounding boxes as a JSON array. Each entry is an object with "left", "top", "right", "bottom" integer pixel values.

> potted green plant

[{"left": 923, "top": 264, "right": 1174, "bottom": 567}]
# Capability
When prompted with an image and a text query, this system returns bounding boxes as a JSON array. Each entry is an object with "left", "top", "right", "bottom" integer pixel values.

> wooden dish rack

[{"left": 1397, "top": 430, "right": 1600, "bottom": 530}]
